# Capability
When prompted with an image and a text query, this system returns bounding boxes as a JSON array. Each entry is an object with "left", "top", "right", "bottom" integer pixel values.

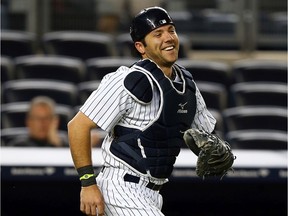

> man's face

[
  {"left": 137, "top": 24, "right": 179, "bottom": 68},
  {"left": 26, "top": 105, "right": 56, "bottom": 140}
]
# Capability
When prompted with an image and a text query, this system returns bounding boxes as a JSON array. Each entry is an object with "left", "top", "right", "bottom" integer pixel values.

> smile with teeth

[{"left": 163, "top": 46, "right": 174, "bottom": 51}]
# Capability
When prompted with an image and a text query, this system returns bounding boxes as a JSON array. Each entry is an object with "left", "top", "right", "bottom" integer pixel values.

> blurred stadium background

[{"left": 1, "top": 0, "right": 287, "bottom": 215}]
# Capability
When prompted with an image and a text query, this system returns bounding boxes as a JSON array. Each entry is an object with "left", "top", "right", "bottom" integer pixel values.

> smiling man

[
  {"left": 68, "top": 6, "right": 217, "bottom": 216},
  {"left": 131, "top": 7, "right": 180, "bottom": 76}
]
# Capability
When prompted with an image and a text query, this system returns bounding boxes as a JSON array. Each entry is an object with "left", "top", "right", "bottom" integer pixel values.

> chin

[
  {"left": 166, "top": 57, "right": 178, "bottom": 65},
  {"left": 168, "top": 53, "right": 178, "bottom": 62}
]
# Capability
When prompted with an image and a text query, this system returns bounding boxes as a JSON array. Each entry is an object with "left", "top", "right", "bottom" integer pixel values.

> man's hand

[
  {"left": 80, "top": 184, "right": 105, "bottom": 216},
  {"left": 47, "top": 116, "right": 62, "bottom": 147}
]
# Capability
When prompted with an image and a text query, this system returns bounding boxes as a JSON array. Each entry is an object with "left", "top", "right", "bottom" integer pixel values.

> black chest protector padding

[
  {"left": 124, "top": 71, "right": 153, "bottom": 103},
  {"left": 110, "top": 60, "right": 197, "bottom": 178}
]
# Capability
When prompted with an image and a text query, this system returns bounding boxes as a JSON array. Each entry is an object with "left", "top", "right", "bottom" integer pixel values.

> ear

[{"left": 134, "top": 41, "right": 145, "bottom": 55}]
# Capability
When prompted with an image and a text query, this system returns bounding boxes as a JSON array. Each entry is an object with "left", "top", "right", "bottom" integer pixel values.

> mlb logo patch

[{"left": 159, "top": 19, "right": 167, "bottom": 24}]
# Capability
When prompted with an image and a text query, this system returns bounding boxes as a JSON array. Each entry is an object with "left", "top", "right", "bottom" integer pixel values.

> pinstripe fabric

[
  {"left": 80, "top": 63, "right": 216, "bottom": 215},
  {"left": 81, "top": 65, "right": 216, "bottom": 134},
  {"left": 192, "top": 84, "right": 217, "bottom": 131},
  {"left": 97, "top": 167, "right": 164, "bottom": 216}
]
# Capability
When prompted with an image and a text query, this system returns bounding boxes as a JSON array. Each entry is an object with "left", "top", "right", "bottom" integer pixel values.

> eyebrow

[{"left": 153, "top": 25, "right": 175, "bottom": 33}]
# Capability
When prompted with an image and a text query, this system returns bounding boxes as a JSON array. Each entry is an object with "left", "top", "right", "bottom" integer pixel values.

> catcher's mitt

[{"left": 183, "top": 128, "right": 235, "bottom": 179}]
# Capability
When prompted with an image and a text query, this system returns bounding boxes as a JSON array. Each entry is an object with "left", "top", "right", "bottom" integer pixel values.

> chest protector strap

[{"left": 110, "top": 59, "right": 196, "bottom": 178}]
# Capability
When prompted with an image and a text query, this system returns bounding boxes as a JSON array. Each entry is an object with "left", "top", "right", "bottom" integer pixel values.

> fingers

[
  {"left": 96, "top": 202, "right": 105, "bottom": 215},
  {"left": 80, "top": 184, "right": 105, "bottom": 216},
  {"left": 81, "top": 203, "right": 105, "bottom": 215},
  {"left": 80, "top": 201, "right": 105, "bottom": 216},
  {"left": 96, "top": 207, "right": 105, "bottom": 216}
]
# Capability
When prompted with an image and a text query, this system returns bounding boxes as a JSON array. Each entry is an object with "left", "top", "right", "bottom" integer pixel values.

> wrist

[{"left": 77, "top": 165, "right": 96, "bottom": 187}]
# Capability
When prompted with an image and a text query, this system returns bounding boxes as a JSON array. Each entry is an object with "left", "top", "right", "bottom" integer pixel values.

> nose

[{"left": 163, "top": 31, "right": 174, "bottom": 42}]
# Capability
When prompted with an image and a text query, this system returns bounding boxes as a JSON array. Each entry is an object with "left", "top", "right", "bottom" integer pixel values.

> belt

[{"left": 124, "top": 173, "right": 163, "bottom": 191}]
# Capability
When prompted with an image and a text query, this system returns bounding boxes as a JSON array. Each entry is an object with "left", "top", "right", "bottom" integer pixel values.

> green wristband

[
  {"left": 80, "top": 173, "right": 96, "bottom": 181},
  {"left": 77, "top": 165, "right": 96, "bottom": 187}
]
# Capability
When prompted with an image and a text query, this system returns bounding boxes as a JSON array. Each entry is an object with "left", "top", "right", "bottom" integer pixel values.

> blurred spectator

[{"left": 7, "top": 96, "right": 68, "bottom": 147}]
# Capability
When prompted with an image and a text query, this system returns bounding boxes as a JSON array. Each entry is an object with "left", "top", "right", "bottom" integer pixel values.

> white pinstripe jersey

[{"left": 80, "top": 63, "right": 216, "bottom": 180}]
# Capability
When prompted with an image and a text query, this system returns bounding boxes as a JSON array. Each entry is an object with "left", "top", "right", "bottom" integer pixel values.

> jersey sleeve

[
  {"left": 80, "top": 66, "right": 133, "bottom": 132},
  {"left": 191, "top": 84, "right": 217, "bottom": 133}
]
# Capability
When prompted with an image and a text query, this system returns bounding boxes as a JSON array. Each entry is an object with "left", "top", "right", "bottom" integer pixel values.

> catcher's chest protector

[{"left": 110, "top": 59, "right": 197, "bottom": 178}]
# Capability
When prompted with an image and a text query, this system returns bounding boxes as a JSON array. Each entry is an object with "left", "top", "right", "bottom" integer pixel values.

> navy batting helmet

[{"left": 130, "top": 7, "right": 174, "bottom": 42}]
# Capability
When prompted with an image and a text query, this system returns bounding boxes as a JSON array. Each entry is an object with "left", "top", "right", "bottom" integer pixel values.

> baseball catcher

[{"left": 183, "top": 128, "right": 235, "bottom": 179}]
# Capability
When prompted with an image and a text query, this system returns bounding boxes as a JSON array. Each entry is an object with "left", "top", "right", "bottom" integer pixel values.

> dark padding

[{"left": 124, "top": 71, "right": 153, "bottom": 103}]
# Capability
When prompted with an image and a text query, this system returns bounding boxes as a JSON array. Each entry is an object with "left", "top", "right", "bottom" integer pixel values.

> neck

[
  {"left": 140, "top": 57, "right": 175, "bottom": 78},
  {"left": 162, "top": 67, "right": 174, "bottom": 79}
]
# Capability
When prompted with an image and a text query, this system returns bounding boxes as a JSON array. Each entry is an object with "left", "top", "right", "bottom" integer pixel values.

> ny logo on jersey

[{"left": 177, "top": 102, "right": 188, "bottom": 113}]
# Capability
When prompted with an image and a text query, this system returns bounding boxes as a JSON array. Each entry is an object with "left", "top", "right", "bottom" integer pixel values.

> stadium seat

[
  {"left": 77, "top": 80, "right": 101, "bottom": 105},
  {"left": 168, "top": 11, "right": 195, "bottom": 34},
  {"left": 42, "top": 31, "right": 116, "bottom": 60},
  {"left": 196, "top": 81, "right": 228, "bottom": 111},
  {"left": 176, "top": 59, "right": 232, "bottom": 88},
  {"left": 223, "top": 106, "right": 287, "bottom": 132},
  {"left": 115, "top": 33, "right": 137, "bottom": 57},
  {"left": 1, "top": 127, "right": 29, "bottom": 146},
  {"left": 230, "top": 82, "right": 287, "bottom": 107},
  {"left": 201, "top": 9, "right": 237, "bottom": 34},
  {"left": 1, "top": 102, "right": 73, "bottom": 131},
  {"left": 177, "top": 34, "right": 192, "bottom": 58},
  {"left": 1, "top": 127, "right": 68, "bottom": 146},
  {"left": 1, "top": 30, "right": 36, "bottom": 58},
  {"left": 1, "top": 56, "right": 15, "bottom": 83},
  {"left": 259, "top": 11, "right": 287, "bottom": 39},
  {"left": 85, "top": 57, "right": 137, "bottom": 81},
  {"left": 2, "top": 79, "right": 78, "bottom": 106},
  {"left": 116, "top": 33, "right": 191, "bottom": 58},
  {"left": 14, "top": 55, "right": 86, "bottom": 84},
  {"left": 232, "top": 59, "right": 287, "bottom": 83},
  {"left": 226, "top": 129, "right": 287, "bottom": 150}
]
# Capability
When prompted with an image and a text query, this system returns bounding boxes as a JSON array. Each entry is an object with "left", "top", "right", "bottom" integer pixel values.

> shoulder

[
  {"left": 101, "top": 66, "right": 130, "bottom": 82},
  {"left": 123, "top": 70, "right": 153, "bottom": 104},
  {"left": 94, "top": 66, "right": 130, "bottom": 91}
]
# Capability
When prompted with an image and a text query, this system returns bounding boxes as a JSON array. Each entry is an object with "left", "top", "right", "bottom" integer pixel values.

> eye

[
  {"left": 169, "top": 27, "right": 176, "bottom": 33},
  {"left": 154, "top": 32, "right": 161, "bottom": 37}
]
